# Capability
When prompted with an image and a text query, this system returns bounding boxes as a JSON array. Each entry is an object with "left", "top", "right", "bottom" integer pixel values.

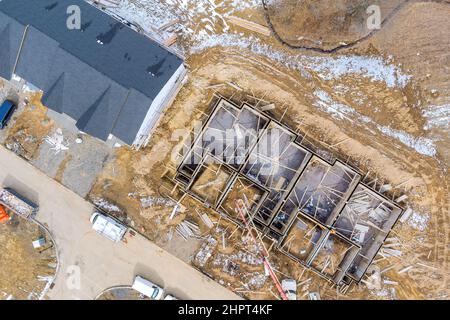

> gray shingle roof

[
  {"left": 42, "top": 73, "right": 66, "bottom": 114},
  {"left": 14, "top": 26, "right": 60, "bottom": 92},
  {"left": 0, "top": 0, "right": 184, "bottom": 145},
  {"left": 0, "top": 13, "right": 26, "bottom": 80},
  {"left": 76, "top": 86, "right": 122, "bottom": 141},
  {"left": 111, "top": 89, "right": 153, "bottom": 144}
]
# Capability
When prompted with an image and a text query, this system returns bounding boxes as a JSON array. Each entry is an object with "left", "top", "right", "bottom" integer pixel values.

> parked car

[
  {"left": 132, "top": 276, "right": 164, "bottom": 300},
  {"left": 0, "top": 100, "right": 17, "bottom": 129},
  {"left": 281, "top": 278, "right": 297, "bottom": 300},
  {"left": 90, "top": 212, "right": 127, "bottom": 242}
]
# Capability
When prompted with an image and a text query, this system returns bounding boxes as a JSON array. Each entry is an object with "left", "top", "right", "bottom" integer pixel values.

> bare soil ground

[
  {"left": 89, "top": 40, "right": 448, "bottom": 299},
  {"left": 0, "top": 212, "right": 57, "bottom": 300},
  {"left": 265, "top": 0, "right": 405, "bottom": 49},
  {"left": 86, "top": 3, "right": 450, "bottom": 299},
  {"left": 4, "top": 92, "right": 54, "bottom": 161},
  {"left": 1, "top": 0, "right": 447, "bottom": 300},
  {"left": 368, "top": 1, "right": 450, "bottom": 161}
]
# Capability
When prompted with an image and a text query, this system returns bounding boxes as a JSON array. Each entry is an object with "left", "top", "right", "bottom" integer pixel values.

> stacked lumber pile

[{"left": 176, "top": 220, "right": 201, "bottom": 241}]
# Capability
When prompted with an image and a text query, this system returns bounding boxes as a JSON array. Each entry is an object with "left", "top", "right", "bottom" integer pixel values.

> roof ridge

[
  {"left": 42, "top": 72, "right": 66, "bottom": 113},
  {"left": 76, "top": 86, "right": 111, "bottom": 133},
  {"left": 110, "top": 89, "right": 132, "bottom": 140}
]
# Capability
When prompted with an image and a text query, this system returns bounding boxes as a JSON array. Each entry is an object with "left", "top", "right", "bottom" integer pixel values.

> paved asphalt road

[{"left": 0, "top": 146, "right": 238, "bottom": 300}]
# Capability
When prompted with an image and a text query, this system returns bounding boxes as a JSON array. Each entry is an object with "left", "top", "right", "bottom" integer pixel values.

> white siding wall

[{"left": 133, "top": 63, "right": 187, "bottom": 148}]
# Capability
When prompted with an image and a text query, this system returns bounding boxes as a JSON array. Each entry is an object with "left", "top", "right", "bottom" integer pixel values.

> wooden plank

[
  {"left": 399, "top": 207, "right": 413, "bottom": 223},
  {"left": 202, "top": 213, "right": 214, "bottom": 229},
  {"left": 158, "top": 19, "right": 180, "bottom": 31},
  {"left": 163, "top": 34, "right": 177, "bottom": 47},
  {"left": 228, "top": 16, "right": 271, "bottom": 36}
]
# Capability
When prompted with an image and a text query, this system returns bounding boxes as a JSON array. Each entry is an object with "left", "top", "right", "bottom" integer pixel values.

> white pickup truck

[
  {"left": 132, "top": 276, "right": 164, "bottom": 300},
  {"left": 90, "top": 212, "right": 127, "bottom": 242}
]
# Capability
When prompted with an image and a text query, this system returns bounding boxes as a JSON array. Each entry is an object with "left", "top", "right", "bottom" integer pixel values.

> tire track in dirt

[{"left": 261, "top": 0, "right": 448, "bottom": 53}]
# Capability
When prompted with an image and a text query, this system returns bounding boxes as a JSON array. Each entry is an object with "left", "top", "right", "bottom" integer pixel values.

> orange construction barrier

[{"left": 0, "top": 205, "right": 10, "bottom": 223}]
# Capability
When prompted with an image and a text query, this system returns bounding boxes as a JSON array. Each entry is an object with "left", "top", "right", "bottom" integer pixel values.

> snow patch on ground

[
  {"left": 229, "top": 0, "right": 260, "bottom": 10},
  {"left": 376, "top": 125, "right": 436, "bottom": 157},
  {"left": 407, "top": 211, "right": 429, "bottom": 232},
  {"left": 313, "top": 90, "right": 358, "bottom": 120},
  {"left": 312, "top": 90, "right": 436, "bottom": 157},
  {"left": 423, "top": 104, "right": 450, "bottom": 132},
  {"left": 23, "top": 82, "right": 40, "bottom": 93},
  {"left": 107, "top": 0, "right": 260, "bottom": 45},
  {"left": 92, "top": 197, "right": 122, "bottom": 213},
  {"left": 140, "top": 196, "right": 176, "bottom": 208},
  {"left": 192, "top": 34, "right": 411, "bottom": 88},
  {"left": 107, "top": 0, "right": 177, "bottom": 31},
  {"left": 308, "top": 55, "right": 410, "bottom": 88}
]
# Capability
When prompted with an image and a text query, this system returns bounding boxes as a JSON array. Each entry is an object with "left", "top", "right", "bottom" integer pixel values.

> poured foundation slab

[
  {"left": 276, "top": 157, "right": 360, "bottom": 229},
  {"left": 243, "top": 123, "right": 301, "bottom": 187},
  {"left": 334, "top": 185, "right": 401, "bottom": 237},
  {"left": 309, "top": 233, "right": 359, "bottom": 280},
  {"left": 190, "top": 158, "right": 235, "bottom": 206},
  {"left": 206, "top": 105, "right": 268, "bottom": 168},
  {"left": 218, "top": 175, "right": 268, "bottom": 222},
  {"left": 333, "top": 185, "right": 402, "bottom": 281},
  {"left": 243, "top": 123, "right": 312, "bottom": 224},
  {"left": 280, "top": 214, "right": 325, "bottom": 263}
]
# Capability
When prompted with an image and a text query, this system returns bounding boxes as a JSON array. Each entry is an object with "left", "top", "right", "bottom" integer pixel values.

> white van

[
  {"left": 132, "top": 276, "right": 164, "bottom": 300},
  {"left": 90, "top": 212, "right": 127, "bottom": 242}
]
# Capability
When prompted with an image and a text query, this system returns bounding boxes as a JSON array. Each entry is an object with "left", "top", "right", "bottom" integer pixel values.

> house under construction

[
  {"left": 0, "top": 0, "right": 185, "bottom": 148},
  {"left": 174, "top": 97, "right": 403, "bottom": 286}
]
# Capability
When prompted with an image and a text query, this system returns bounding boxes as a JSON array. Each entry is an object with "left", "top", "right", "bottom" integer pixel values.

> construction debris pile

[
  {"left": 195, "top": 236, "right": 218, "bottom": 267},
  {"left": 175, "top": 220, "right": 201, "bottom": 241},
  {"left": 43, "top": 128, "right": 69, "bottom": 155},
  {"left": 0, "top": 211, "right": 57, "bottom": 300},
  {"left": 0, "top": 188, "right": 38, "bottom": 219}
]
